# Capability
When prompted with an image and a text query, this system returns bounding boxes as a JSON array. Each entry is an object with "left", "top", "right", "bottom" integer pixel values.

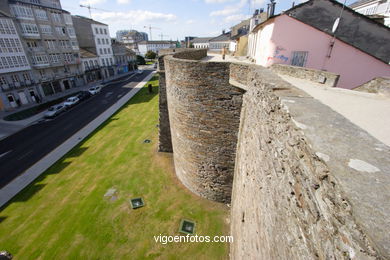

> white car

[
  {"left": 89, "top": 85, "right": 102, "bottom": 95},
  {"left": 44, "top": 104, "right": 66, "bottom": 118},
  {"left": 136, "top": 69, "right": 143, "bottom": 75},
  {"left": 63, "top": 96, "right": 80, "bottom": 108}
]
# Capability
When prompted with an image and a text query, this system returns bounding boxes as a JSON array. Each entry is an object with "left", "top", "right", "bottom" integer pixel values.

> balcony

[
  {"left": 21, "top": 32, "right": 41, "bottom": 39},
  {"left": 28, "top": 47, "right": 46, "bottom": 53},
  {"left": 32, "top": 62, "right": 50, "bottom": 68}
]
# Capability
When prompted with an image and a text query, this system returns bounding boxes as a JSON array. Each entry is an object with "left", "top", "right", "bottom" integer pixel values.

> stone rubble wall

[
  {"left": 164, "top": 53, "right": 244, "bottom": 203},
  {"left": 230, "top": 65, "right": 385, "bottom": 259},
  {"left": 353, "top": 77, "right": 390, "bottom": 97},
  {"left": 271, "top": 63, "right": 340, "bottom": 88}
]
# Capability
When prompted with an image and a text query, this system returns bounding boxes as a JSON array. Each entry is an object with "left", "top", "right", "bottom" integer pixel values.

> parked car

[
  {"left": 136, "top": 69, "right": 143, "bottom": 75},
  {"left": 63, "top": 96, "right": 80, "bottom": 108},
  {"left": 77, "top": 91, "right": 92, "bottom": 101},
  {"left": 44, "top": 104, "right": 66, "bottom": 118},
  {"left": 89, "top": 85, "right": 102, "bottom": 95}
]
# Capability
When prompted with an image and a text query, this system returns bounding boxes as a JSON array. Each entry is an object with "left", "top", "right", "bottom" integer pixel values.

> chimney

[
  {"left": 267, "top": 0, "right": 276, "bottom": 17},
  {"left": 222, "top": 29, "right": 225, "bottom": 34}
]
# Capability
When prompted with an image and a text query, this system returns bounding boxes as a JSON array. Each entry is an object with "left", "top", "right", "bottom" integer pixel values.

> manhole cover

[
  {"left": 130, "top": 197, "right": 145, "bottom": 209},
  {"left": 179, "top": 219, "right": 196, "bottom": 235}
]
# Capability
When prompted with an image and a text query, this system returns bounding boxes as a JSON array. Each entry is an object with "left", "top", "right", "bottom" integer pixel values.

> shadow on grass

[{"left": 0, "top": 216, "right": 7, "bottom": 223}]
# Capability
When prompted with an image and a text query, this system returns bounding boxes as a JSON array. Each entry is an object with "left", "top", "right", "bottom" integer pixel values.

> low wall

[
  {"left": 353, "top": 77, "right": 390, "bottom": 97},
  {"left": 271, "top": 63, "right": 340, "bottom": 88}
]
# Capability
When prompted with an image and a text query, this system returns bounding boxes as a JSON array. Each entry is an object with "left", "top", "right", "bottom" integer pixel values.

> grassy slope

[{"left": 0, "top": 76, "right": 229, "bottom": 260}]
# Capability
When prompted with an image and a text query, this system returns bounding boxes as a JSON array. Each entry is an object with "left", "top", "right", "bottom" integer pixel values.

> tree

[
  {"left": 136, "top": 55, "right": 146, "bottom": 65},
  {"left": 145, "top": 51, "right": 157, "bottom": 60}
]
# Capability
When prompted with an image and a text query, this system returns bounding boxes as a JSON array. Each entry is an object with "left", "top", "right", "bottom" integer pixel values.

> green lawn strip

[{"left": 0, "top": 75, "right": 229, "bottom": 259}]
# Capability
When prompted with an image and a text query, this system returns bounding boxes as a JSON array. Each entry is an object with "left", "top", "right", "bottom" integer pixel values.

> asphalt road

[{"left": 0, "top": 70, "right": 153, "bottom": 188}]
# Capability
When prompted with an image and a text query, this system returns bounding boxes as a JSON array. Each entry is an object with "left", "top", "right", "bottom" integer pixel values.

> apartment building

[
  {"left": 350, "top": 0, "right": 390, "bottom": 26},
  {"left": 0, "top": 10, "right": 38, "bottom": 111},
  {"left": 80, "top": 48, "right": 101, "bottom": 84},
  {"left": 111, "top": 39, "right": 136, "bottom": 75},
  {"left": 0, "top": 0, "right": 84, "bottom": 102},
  {"left": 72, "top": 16, "right": 115, "bottom": 80},
  {"left": 137, "top": 40, "right": 176, "bottom": 56}
]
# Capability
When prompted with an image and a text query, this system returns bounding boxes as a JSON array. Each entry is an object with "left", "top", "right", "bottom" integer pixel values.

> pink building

[{"left": 249, "top": 13, "right": 390, "bottom": 89}]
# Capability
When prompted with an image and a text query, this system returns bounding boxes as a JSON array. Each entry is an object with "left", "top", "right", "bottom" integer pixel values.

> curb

[{"left": 0, "top": 72, "right": 156, "bottom": 208}]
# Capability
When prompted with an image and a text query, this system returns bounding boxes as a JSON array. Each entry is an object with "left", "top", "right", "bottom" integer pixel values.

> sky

[{"left": 61, "top": 0, "right": 352, "bottom": 41}]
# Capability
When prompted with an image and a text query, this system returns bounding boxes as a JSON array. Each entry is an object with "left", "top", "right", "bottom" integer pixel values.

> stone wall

[
  {"left": 160, "top": 50, "right": 390, "bottom": 259},
  {"left": 353, "top": 77, "right": 390, "bottom": 97},
  {"left": 271, "top": 63, "right": 340, "bottom": 88},
  {"left": 158, "top": 49, "right": 207, "bottom": 152},
  {"left": 230, "top": 65, "right": 389, "bottom": 259},
  {"left": 164, "top": 55, "right": 244, "bottom": 203}
]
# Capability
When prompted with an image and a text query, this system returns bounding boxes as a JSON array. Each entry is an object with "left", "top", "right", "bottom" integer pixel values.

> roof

[
  {"left": 72, "top": 15, "right": 107, "bottom": 26},
  {"left": 80, "top": 48, "right": 97, "bottom": 59},
  {"left": 349, "top": 0, "right": 377, "bottom": 8},
  {"left": 209, "top": 32, "right": 231, "bottom": 42},
  {"left": 0, "top": 10, "right": 12, "bottom": 18},
  {"left": 191, "top": 37, "right": 214, "bottom": 44},
  {"left": 138, "top": 41, "right": 175, "bottom": 44},
  {"left": 280, "top": 0, "right": 390, "bottom": 64}
]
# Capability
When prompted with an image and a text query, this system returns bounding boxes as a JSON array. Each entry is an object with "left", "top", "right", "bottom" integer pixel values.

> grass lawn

[{"left": 0, "top": 75, "right": 229, "bottom": 259}]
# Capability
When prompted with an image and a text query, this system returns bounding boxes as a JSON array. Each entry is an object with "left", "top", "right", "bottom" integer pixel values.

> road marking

[
  {"left": 17, "top": 150, "right": 33, "bottom": 161},
  {"left": 117, "top": 94, "right": 123, "bottom": 98},
  {"left": 105, "top": 92, "right": 113, "bottom": 98},
  {"left": 0, "top": 150, "right": 12, "bottom": 159}
]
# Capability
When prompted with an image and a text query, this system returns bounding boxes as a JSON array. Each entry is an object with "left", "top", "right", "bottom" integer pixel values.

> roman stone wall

[
  {"left": 160, "top": 50, "right": 390, "bottom": 259},
  {"left": 164, "top": 55, "right": 244, "bottom": 203},
  {"left": 158, "top": 49, "right": 207, "bottom": 152},
  {"left": 271, "top": 63, "right": 340, "bottom": 87}
]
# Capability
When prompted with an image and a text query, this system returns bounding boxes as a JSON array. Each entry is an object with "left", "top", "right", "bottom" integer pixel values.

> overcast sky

[{"left": 62, "top": 0, "right": 352, "bottom": 40}]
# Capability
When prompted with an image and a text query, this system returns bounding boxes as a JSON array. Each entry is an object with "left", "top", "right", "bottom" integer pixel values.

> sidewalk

[
  {"left": 0, "top": 70, "right": 137, "bottom": 141},
  {"left": 203, "top": 52, "right": 254, "bottom": 64}
]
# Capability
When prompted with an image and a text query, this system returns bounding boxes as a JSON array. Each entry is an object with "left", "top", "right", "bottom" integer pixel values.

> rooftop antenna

[{"left": 327, "top": 0, "right": 347, "bottom": 58}]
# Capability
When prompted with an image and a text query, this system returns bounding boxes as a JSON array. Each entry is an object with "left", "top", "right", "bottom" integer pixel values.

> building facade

[
  {"left": 208, "top": 32, "right": 231, "bottom": 53},
  {"left": 80, "top": 48, "right": 101, "bottom": 84},
  {"left": 0, "top": 11, "right": 39, "bottom": 111},
  {"left": 72, "top": 15, "right": 115, "bottom": 80},
  {"left": 248, "top": 13, "right": 390, "bottom": 89},
  {"left": 0, "top": 0, "right": 84, "bottom": 110},
  {"left": 350, "top": 0, "right": 390, "bottom": 26},
  {"left": 138, "top": 40, "right": 176, "bottom": 56},
  {"left": 192, "top": 37, "right": 213, "bottom": 49},
  {"left": 111, "top": 39, "right": 136, "bottom": 75}
]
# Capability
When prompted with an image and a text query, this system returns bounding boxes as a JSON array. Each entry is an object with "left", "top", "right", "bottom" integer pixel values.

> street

[{"left": 0, "top": 70, "right": 153, "bottom": 188}]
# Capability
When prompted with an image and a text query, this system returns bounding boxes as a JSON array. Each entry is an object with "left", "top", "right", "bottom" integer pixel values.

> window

[
  {"left": 46, "top": 40, "right": 56, "bottom": 49},
  {"left": 26, "top": 41, "right": 38, "bottom": 48},
  {"left": 94, "top": 60, "right": 98, "bottom": 66},
  {"left": 11, "top": 74, "right": 20, "bottom": 82},
  {"left": 21, "top": 23, "right": 39, "bottom": 35},
  {"left": 106, "top": 38, "right": 109, "bottom": 44},
  {"left": 99, "top": 48, "right": 103, "bottom": 55},
  {"left": 99, "top": 28, "right": 103, "bottom": 34},
  {"left": 103, "top": 48, "right": 107, "bottom": 54},
  {"left": 51, "top": 12, "right": 62, "bottom": 23},
  {"left": 102, "top": 59, "right": 105, "bottom": 66},
  {"left": 0, "top": 76, "right": 7, "bottom": 85},
  {"left": 22, "top": 73, "right": 31, "bottom": 81},
  {"left": 89, "top": 60, "right": 93, "bottom": 67},
  {"left": 67, "top": 27, "right": 75, "bottom": 37},
  {"left": 104, "top": 28, "right": 107, "bottom": 35},
  {"left": 84, "top": 61, "right": 88, "bottom": 69},
  {"left": 95, "top": 28, "right": 99, "bottom": 34},
  {"left": 40, "top": 25, "right": 52, "bottom": 34},
  {"left": 110, "top": 58, "right": 113, "bottom": 65},
  {"left": 50, "top": 53, "right": 61, "bottom": 63},
  {"left": 55, "top": 27, "right": 66, "bottom": 36},
  {"left": 291, "top": 51, "right": 308, "bottom": 67},
  {"left": 63, "top": 14, "right": 73, "bottom": 24},
  {"left": 32, "top": 54, "right": 49, "bottom": 65},
  {"left": 63, "top": 53, "right": 74, "bottom": 63},
  {"left": 97, "top": 38, "right": 101, "bottom": 44},
  {"left": 10, "top": 5, "right": 34, "bottom": 19},
  {"left": 107, "top": 48, "right": 111, "bottom": 54},
  {"left": 34, "top": 9, "right": 48, "bottom": 20},
  {"left": 0, "top": 19, "right": 16, "bottom": 34}
]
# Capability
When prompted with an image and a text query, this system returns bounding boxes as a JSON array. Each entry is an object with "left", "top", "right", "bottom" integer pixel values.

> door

[
  {"left": 18, "top": 92, "right": 28, "bottom": 105},
  {"left": 63, "top": 80, "right": 70, "bottom": 90},
  {"left": 29, "top": 90, "right": 36, "bottom": 102},
  {"left": 7, "top": 95, "right": 17, "bottom": 108}
]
